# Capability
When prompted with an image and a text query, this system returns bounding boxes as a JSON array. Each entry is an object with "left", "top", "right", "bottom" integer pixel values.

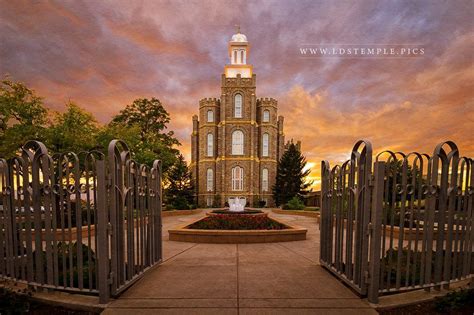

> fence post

[
  {"left": 320, "top": 161, "right": 330, "bottom": 263},
  {"left": 157, "top": 160, "right": 163, "bottom": 262},
  {"left": 96, "top": 159, "right": 109, "bottom": 304},
  {"left": 368, "top": 161, "right": 385, "bottom": 304}
]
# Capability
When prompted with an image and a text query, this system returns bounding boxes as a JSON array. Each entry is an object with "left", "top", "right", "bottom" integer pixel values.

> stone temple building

[{"left": 190, "top": 30, "right": 286, "bottom": 208}]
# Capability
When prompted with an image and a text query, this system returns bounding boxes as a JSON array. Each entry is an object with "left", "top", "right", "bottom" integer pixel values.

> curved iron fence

[
  {"left": 0, "top": 140, "right": 163, "bottom": 303},
  {"left": 320, "top": 140, "right": 473, "bottom": 303}
]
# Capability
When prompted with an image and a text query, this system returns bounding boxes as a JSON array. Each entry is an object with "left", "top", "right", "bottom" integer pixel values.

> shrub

[
  {"left": 211, "top": 195, "right": 222, "bottom": 208},
  {"left": 380, "top": 248, "right": 474, "bottom": 287},
  {"left": 0, "top": 287, "right": 31, "bottom": 314},
  {"left": 284, "top": 196, "right": 305, "bottom": 210},
  {"left": 435, "top": 288, "right": 474, "bottom": 313},
  {"left": 172, "top": 196, "right": 191, "bottom": 210},
  {"left": 32, "top": 242, "right": 97, "bottom": 289}
]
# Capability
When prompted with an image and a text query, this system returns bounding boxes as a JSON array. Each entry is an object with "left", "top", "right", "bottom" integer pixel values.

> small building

[{"left": 190, "top": 29, "right": 286, "bottom": 208}]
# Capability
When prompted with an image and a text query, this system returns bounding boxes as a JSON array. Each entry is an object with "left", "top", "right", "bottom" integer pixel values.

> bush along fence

[
  {"left": 0, "top": 140, "right": 163, "bottom": 303},
  {"left": 320, "top": 140, "right": 473, "bottom": 303}
]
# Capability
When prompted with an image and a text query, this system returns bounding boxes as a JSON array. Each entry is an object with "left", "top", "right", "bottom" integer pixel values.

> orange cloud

[{"left": 0, "top": 1, "right": 472, "bottom": 191}]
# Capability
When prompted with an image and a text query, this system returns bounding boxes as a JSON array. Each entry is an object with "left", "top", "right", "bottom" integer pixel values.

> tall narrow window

[
  {"left": 234, "top": 94, "right": 242, "bottom": 118},
  {"left": 207, "top": 133, "right": 213, "bottom": 157},
  {"left": 262, "top": 133, "right": 269, "bottom": 157},
  {"left": 231, "top": 130, "right": 244, "bottom": 155},
  {"left": 207, "top": 110, "right": 214, "bottom": 122},
  {"left": 206, "top": 168, "right": 213, "bottom": 191},
  {"left": 233, "top": 50, "right": 237, "bottom": 64},
  {"left": 231, "top": 166, "right": 244, "bottom": 191},
  {"left": 263, "top": 110, "right": 270, "bottom": 122},
  {"left": 262, "top": 168, "right": 269, "bottom": 192},
  {"left": 240, "top": 50, "right": 244, "bottom": 64}
]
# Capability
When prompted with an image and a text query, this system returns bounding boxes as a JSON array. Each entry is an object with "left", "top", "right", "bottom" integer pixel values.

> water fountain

[
  {"left": 209, "top": 197, "right": 264, "bottom": 215},
  {"left": 228, "top": 197, "right": 246, "bottom": 212}
]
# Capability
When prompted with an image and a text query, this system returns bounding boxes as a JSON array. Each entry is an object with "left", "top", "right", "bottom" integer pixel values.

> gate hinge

[
  {"left": 366, "top": 224, "right": 372, "bottom": 237},
  {"left": 108, "top": 272, "right": 114, "bottom": 285},
  {"left": 368, "top": 175, "right": 375, "bottom": 187},
  {"left": 106, "top": 175, "right": 112, "bottom": 188},
  {"left": 364, "top": 270, "right": 370, "bottom": 284},
  {"left": 107, "top": 223, "right": 113, "bottom": 235}
]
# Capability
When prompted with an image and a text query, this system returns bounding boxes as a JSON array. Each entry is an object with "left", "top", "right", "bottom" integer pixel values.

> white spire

[{"left": 225, "top": 27, "right": 252, "bottom": 78}]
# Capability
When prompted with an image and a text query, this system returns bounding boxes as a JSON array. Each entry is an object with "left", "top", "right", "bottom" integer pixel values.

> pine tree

[
  {"left": 272, "top": 142, "right": 312, "bottom": 206},
  {"left": 165, "top": 154, "right": 195, "bottom": 210}
]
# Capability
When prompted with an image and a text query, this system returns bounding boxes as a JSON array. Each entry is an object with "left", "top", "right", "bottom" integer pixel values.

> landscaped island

[{"left": 168, "top": 210, "right": 307, "bottom": 243}]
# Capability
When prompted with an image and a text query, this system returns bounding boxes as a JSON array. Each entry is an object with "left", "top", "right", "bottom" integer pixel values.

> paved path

[{"left": 104, "top": 211, "right": 377, "bottom": 314}]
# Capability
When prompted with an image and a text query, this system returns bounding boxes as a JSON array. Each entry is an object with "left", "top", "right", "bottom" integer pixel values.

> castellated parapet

[
  {"left": 257, "top": 97, "right": 277, "bottom": 107},
  {"left": 199, "top": 98, "right": 221, "bottom": 108},
  {"left": 221, "top": 74, "right": 256, "bottom": 88}
]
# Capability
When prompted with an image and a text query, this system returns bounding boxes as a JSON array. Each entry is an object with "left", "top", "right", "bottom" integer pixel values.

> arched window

[
  {"left": 207, "top": 110, "right": 214, "bottom": 122},
  {"left": 234, "top": 94, "right": 242, "bottom": 118},
  {"left": 231, "top": 166, "right": 244, "bottom": 191},
  {"left": 263, "top": 110, "right": 270, "bottom": 122},
  {"left": 262, "top": 133, "right": 269, "bottom": 157},
  {"left": 233, "top": 50, "right": 237, "bottom": 64},
  {"left": 262, "top": 168, "right": 269, "bottom": 192},
  {"left": 231, "top": 130, "right": 244, "bottom": 155},
  {"left": 207, "top": 133, "right": 213, "bottom": 157},
  {"left": 206, "top": 168, "right": 213, "bottom": 191},
  {"left": 240, "top": 50, "right": 244, "bottom": 64}
]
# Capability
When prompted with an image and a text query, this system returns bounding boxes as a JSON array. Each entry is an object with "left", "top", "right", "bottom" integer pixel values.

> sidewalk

[{"left": 104, "top": 211, "right": 377, "bottom": 314}]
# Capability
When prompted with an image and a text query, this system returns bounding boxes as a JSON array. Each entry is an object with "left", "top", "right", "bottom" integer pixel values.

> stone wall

[{"left": 192, "top": 73, "right": 284, "bottom": 208}]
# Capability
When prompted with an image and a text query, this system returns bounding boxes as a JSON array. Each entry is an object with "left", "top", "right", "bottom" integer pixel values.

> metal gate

[
  {"left": 320, "top": 140, "right": 373, "bottom": 295},
  {"left": 320, "top": 140, "right": 473, "bottom": 303},
  {"left": 0, "top": 140, "right": 163, "bottom": 303}
]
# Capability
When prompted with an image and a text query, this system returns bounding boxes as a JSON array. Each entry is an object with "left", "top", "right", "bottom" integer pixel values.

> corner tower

[{"left": 191, "top": 29, "right": 285, "bottom": 208}]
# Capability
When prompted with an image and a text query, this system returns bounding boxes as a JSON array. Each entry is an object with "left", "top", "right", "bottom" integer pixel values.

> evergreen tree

[
  {"left": 272, "top": 142, "right": 312, "bottom": 206},
  {"left": 165, "top": 154, "right": 195, "bottom": 210}
]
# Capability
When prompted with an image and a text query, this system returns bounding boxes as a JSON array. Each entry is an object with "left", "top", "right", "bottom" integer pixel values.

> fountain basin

[
  {"left": 209, "top": 209, "right": 265, "bottom": 215},
  {"left": 168, "top": 213, "right": 307, "bottom": 244}
]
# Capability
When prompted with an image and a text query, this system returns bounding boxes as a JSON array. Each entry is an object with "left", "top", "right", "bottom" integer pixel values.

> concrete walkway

[{"left": 104, "top": 211, "right": 377, "bottom": 314}]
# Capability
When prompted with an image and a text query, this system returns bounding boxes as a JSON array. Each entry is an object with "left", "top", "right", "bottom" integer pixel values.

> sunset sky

[{"left": 1, "top": 0, "right": 473, "bottom": 189}]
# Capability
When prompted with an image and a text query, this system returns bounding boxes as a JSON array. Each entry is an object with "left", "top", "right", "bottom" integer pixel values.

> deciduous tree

[
  {"left": 101, "top": 98, "right": 180, "bottom": 174},
  {"left": 0, "top": 77, "right": 48, "bottom": 158},
  {"left": 46, "top": 102, "right": 99, "bottom": 154}
]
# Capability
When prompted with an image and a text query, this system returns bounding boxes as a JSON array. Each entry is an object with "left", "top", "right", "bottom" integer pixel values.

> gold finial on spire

[{"left": 235, "top": 24, "right": 241, "bottom": 33}]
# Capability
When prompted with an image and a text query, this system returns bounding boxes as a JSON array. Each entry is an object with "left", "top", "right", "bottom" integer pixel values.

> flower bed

[{"left": 188, "top": 214, "right": 286, "bottom": 230}]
